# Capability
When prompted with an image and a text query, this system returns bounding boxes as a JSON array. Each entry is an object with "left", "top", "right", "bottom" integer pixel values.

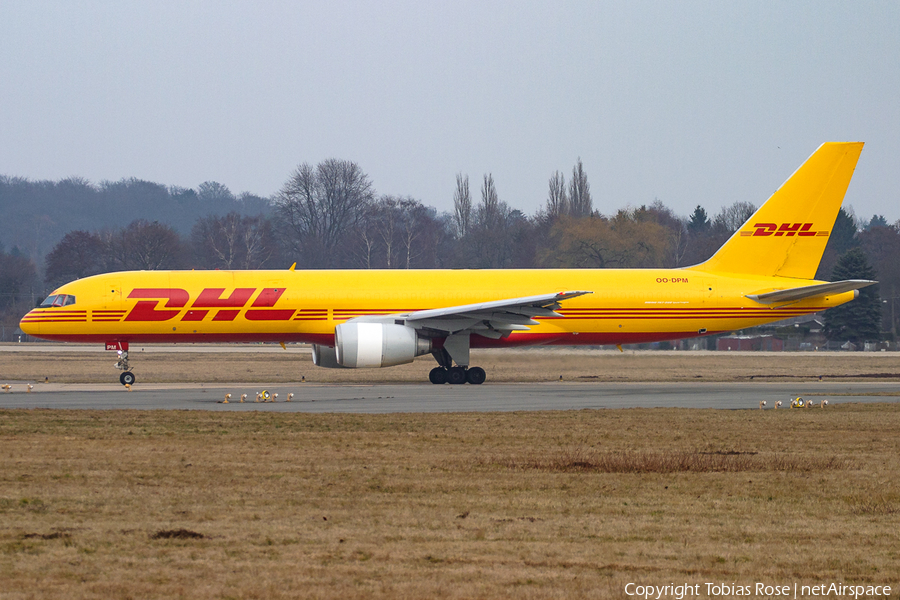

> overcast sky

[{"left": 1, "top": 1, "right": 897, "bottom": 221}]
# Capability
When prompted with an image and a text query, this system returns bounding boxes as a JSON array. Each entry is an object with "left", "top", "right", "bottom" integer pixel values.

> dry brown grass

[
  {"left": 4, "top": 345, "right": 900, "bottom": 383},
  {"left": 1, "top": 404, "right": 899, "bottom": 598},
  {"left": 496, "top": 447, "right": 850, "bottom": 473}
]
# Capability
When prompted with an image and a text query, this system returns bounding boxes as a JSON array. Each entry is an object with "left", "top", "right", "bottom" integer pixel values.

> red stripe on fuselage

[{"left": 29, "top": 331, "right": 724, "bottom": 347}]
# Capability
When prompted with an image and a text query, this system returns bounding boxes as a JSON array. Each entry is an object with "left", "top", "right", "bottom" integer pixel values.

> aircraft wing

[
  {"left": 746, "top": 280, "right": 876, "bottom": 304},
  {"left": 398, "top": 290, "right": 591, "bottom": 338}
]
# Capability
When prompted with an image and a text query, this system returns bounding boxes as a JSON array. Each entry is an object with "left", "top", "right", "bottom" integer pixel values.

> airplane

[{"left": 20, "top": 142, "right": 874, "bottom": 386}]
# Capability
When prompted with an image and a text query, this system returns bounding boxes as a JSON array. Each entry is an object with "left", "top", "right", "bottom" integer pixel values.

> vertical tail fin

[{"left": 694, "top": 142, "right": 864, "bottom": 279}]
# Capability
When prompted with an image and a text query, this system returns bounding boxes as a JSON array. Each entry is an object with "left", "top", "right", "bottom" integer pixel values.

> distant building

[
  {"left": 717, "top": 335, "right": 784, "bottom": 352},
  {"left": 766, "top": 313, "right": 825, "bottom": 331}
]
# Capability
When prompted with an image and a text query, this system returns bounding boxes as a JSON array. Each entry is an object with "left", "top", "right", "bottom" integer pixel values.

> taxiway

[{"left": 1, "top": 381, "right": 898, "bottom": 413}]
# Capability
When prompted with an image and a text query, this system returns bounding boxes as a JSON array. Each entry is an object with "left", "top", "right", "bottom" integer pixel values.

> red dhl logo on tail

[
  {"left": 739, "top": 223, "right": 829, "bottom": 237},
  {"left": 123, "top": 288, "right": 296, "bottom": 322}
]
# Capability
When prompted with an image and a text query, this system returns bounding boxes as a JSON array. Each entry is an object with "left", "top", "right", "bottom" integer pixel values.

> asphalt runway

[{"left": 1, "top": 381, "right": 899, "bottom": 413}]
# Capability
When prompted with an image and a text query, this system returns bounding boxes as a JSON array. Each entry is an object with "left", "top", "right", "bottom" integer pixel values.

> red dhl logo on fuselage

[
  {"left": 739, "top": 223, "right": 829, "bottom": 237},
  {"left": 124, "top": 288, "right": 296, "bottom": 322}
]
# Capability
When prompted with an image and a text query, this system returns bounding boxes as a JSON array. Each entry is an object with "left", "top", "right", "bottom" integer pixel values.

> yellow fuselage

[{"left": 20, "top": 268, "right": 853, "bottom": 347}]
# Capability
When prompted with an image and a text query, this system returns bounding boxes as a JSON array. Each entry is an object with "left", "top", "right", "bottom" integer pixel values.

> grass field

[
  {"left": 3, "top": 345, "right": 900, "bottom": 383},
  {"left": 1, "top": 404, "right": 899, "bottom": 599}
]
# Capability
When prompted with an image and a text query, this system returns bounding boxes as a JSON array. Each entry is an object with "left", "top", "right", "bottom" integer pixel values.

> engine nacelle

[
  {"left": 311, "top": 344, "right": 345, "bottom": 369},
  {"left": 335, "top": 322, "right": 432, "bottom": 368}
]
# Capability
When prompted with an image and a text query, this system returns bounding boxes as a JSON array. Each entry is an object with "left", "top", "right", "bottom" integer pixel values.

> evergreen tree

[
  {"left": 865, "top": 214, "right": 888, "bottom": 230},
  {"left": 824, "top": 248, "right": 881, "bottom": 344},
  {"left": 830, "top": 208, "right": 859, "bottom": 253},
  {"left": 815, "top": 207, "right": 859, "bottom": 279},
  {"left": 687, "top": 205, "right": 710, "bottom": 234}
]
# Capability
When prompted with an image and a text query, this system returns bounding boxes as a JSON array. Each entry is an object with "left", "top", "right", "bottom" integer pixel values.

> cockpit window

[{"left": 39, "top": 294, "right": 76, "bottom": 307}]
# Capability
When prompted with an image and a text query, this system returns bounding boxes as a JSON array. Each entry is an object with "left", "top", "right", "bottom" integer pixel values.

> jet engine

[
  {"left": 326, "top": 322, "right": 431, "bottom": 368},
  {"left": 311, "top": 344, "right": 345, "bottom": 368}
]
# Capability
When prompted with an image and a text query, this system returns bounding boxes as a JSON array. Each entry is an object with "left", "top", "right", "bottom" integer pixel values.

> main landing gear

[
  {"left": 429, "top": 343, "right": 486, "bottom": 384},
  {"left": 429, "top": 366, "right": 486, "bottom": 385},
  {"left": 115, "top": 350, "right": 136, "bottom": 386}
]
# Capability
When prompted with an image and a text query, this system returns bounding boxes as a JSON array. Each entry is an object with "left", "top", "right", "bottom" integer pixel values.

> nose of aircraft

[{"left": 19, "top": 310, "right": 40, "bottom": 336}]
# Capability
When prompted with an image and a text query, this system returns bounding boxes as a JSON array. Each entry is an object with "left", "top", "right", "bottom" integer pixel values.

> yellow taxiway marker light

[
  {"left": 220, "top": 393, "right": 231, "bottom": 404},
  {"left": 240, "top": 394, "right": 247, "bottom": 403},
  {"left": 287, "top": 393, "right": 294, "bottom": 402}
]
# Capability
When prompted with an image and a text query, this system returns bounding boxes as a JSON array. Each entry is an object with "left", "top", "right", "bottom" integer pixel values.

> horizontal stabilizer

[{"left": 746, "top": 280, "right": 876, "bottom": 304}]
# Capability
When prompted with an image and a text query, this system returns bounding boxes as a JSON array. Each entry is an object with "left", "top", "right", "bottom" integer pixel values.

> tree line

[
  {"left": 1, "top": 158, "right": 896, "bottom": 343},
  {"left": 0, "top": 175, "right": 271, "bottom": 263}
]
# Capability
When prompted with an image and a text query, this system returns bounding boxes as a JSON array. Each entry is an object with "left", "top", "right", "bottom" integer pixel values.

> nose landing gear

[{"left": 115, "top": 350, "right": 136, "bottom": 386}]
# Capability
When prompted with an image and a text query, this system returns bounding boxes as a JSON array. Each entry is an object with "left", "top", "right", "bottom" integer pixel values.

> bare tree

[
  {"left": 274, "top": 159, "right": 374, "bottom": 267},
  {"left": 457, "top": 177, "right": 534, "bottom": 269},
  {"left": 44, "top": 230, "right": 106, "bottom": 288},
  {"left": 568, "top": 158, "right": 593, "bottom": 218},
  {"left": 192, "top": 212, "right": 278, "bottom": 269},
  {"left": 398, "top": 198, "right": 430, "bottom": 268},
  {"left": 377, "top": 197, "right": 399, "bottom": 268},
  {"left": 645, "top": 199, "right": 690, "bottom": 267},
  {"left": 479, "top": 173, "right": 501, "bottom": 230},
  {"left": 195, "top": 214, "right": 240, "bottom": 269},
  {"left": 713, "top": 201, "right": 756, "bottom": 233},
  {"left": 453, "top": 174, "right": 471, "bottom": 238},
  {"left": 545, "top": 171, "right": 568, "bottom": 220},
  {"left": 354, "top": 203, "right": 380, "bottom": 269},
  {"left": 127, "top": 221, "right": 185, "bottom": 270},
  {"left": 239, "top": 216, "right": 277, "bottom": 269},
  {"left": 103, "top": 220, "right": 186, "bottom": 271},
  {"left": 349, "top": 196, "right": 442, "bottom": 269}
]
